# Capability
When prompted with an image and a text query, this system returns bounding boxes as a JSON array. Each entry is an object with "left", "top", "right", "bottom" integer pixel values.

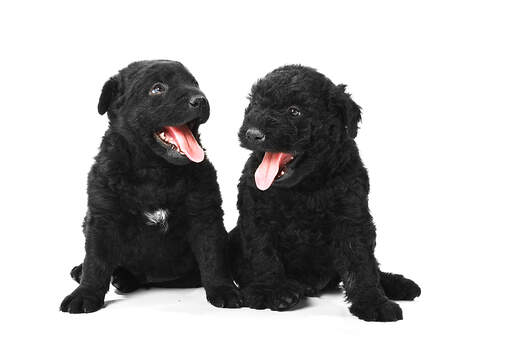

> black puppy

[
  {"left": 60, "top": 60, "right": 241, "bottom": 313},
  {"left": 229, "top": 65, "right": 420, "bottom": 321}
]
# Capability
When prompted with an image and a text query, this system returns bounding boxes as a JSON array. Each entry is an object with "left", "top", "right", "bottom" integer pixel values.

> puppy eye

[
  {"left": 288, "top": 106, "right": 301, "bottom": 117},
  {"left": 149, "top": 83, "right": 166, "bottom": 96}
]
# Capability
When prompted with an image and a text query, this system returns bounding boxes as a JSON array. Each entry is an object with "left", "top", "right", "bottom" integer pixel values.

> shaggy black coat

[
  {"left": 60, "top": 60, "right": 241, "bottom": 313},
  {"left": 229, "top": 65, "right": 421, "bottom": 321}
]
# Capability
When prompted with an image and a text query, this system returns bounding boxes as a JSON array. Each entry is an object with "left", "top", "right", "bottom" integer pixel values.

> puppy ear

[
  {"left": 330, "top": 84, "right": 362, "bottom": 139},
  {"left": 98, "top": 76, "right": 119, "bottom": 115}
]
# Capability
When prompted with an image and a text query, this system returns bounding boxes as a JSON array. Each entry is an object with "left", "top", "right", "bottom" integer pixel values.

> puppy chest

[
  {"left": 140, "top": 204, "right": 187, "bottom": 233},
  {"left": 144, "top": 208, "right": 170, "bottom": 231},
  {"left": 275, "top": 207, "right": 335, "bottom": 248},
  {"left": 122, "top": 173, "right": 189, "bottom": 208},
  {"left": 124, "top": 180, "right": 189, "bottom": 229}
]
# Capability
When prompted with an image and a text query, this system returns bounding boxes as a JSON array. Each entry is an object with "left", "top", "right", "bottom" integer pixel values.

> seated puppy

[
  {"left": 60, "top": 60, "right": 241, "bottom": 313},
  {"left": 229, "top": 65, "right": 420, "bottom": 321}
]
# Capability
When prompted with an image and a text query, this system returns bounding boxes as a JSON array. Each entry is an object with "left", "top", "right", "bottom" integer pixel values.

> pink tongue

[
  {"left": 164, "top": 125, "right": 205, "bottom": 163},
  {"left": 255, "top": 152, "right": 288, "bottom": 191}
]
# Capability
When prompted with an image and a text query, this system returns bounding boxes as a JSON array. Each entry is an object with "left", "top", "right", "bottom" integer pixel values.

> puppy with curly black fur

[
  {"left": 60, "top": 60, "right": 241, "bottom": 313},
  {"left": 229, "top": 65, "right": 421, "bottom": 321}
]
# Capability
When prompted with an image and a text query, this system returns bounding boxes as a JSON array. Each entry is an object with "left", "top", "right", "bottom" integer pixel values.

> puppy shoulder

[
  {"left": 95, "top": 131, "right": 131, "bottom": 171},
  {"left": 86, "top": 131, "right": 132, "bottom": 190}
]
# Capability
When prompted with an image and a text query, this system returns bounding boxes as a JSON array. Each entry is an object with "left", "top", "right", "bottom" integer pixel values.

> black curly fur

[
  {"left": 60, "top": 60, "right": 241, "bottom": 313},
  {"left": 229, "top": 65, "right": 420, "bottom": 321}
]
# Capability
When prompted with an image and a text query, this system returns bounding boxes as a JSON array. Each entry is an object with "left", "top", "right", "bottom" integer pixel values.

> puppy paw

[
  {"left": 382, "top": 275, "right": 421, "bottom": 301},
  {"left": 350, "top": 299, "right": 403, "bottom": 322},
  {"left": 389, "top": 279, "right": 421, "bottom": 301},
  {"left": 242, "top": 279, "right": 305, "bottom": 311},
  {"left": 111, "top": 268, "right": 140, "bottom": 294},
  {"left": 70, "top": 264, "right": 82, "bottom": 283},
  {"left": 206, "top": 284, "right": 243, "bottom": 308},
  {"left": 60, "top": 286, "right": 105, "bottom": 314},
  {"left": 383, "top": 277, "right": 421, "bottom": 301}
]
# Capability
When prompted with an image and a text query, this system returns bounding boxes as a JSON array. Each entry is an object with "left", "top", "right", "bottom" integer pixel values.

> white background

[{"left": 1, "top": 0, "right": 511, "bottom": 340}]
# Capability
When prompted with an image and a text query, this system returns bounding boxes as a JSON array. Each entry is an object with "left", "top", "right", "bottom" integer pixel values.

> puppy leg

[
  {"left": 60, "top": 258, "right": 112, "bottom": 313},
  {"left": 230, "top": 227, "right": 305, "bottom": 305},
  {"left": 70, "top": 264, "right": 141, "bottom": 293},
  {"left": 335, "top": 230, "right": 402, "bottom": 322},
  {"left": 60, "top": 224, "right": 115, "bottom": 313},
  {"left": 342, "top": 262, "right": 402, "bottom": 321},
  {"left": 234, "top": 228, "right": 306, "bottom": 311},
  {"left": 227, "top": 226, "right": 254, "bottom": 287},
  {"left": 379, "top": 271, "right": 421, "bottom": 301},
  {"left": 186, "top": 187, "right": 243, "bottom": 309},
  {"left": 187, "top": 226, "right": 243, "bottom": 308}
]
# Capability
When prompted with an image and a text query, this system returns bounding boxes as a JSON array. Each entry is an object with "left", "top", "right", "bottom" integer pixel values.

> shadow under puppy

[
  {"left": 229, "top": 65, "right": 421, "bottom": 321},
  {"left": 60, "top": 60, "right": 241, "bottom": 313}
]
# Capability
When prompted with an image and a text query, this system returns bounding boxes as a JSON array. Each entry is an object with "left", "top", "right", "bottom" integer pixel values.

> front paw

[
  {"left": 241, "top": 279, "right": 305, "bottom": 311},
  {"left": 60, "top": 286, "right": 105, "bottom": 314},
  {"left": 350, "top": 299, "right": 403, "bottom": 322},
  {"left": 206, "top": 284, "right": 243, "bottom": 308}
]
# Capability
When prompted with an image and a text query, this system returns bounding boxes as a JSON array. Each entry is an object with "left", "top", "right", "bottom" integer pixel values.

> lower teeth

[
  {"left": 170, "top": 144, "right": 184, "bottom": 155},
  {"left": 157, "top": 134, "right": 185, "bottom": 155}
]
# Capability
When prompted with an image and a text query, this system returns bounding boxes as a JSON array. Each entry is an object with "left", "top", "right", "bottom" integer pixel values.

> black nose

[
  {"left": 245, "top": 128, "right": 265, "bottom": 143},
  {"left": 189, "top": 95, "right": 207, "bottom": 109}
]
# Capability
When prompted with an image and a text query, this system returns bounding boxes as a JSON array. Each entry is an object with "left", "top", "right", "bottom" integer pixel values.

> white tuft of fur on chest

[{"left": 144, "top": 209, "right": 169, "bottom": 232}]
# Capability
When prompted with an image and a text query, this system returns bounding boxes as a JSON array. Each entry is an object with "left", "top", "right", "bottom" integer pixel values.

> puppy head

[
  {"left": 98, "top": 60, "right": 209, "bottom": 165},
  {"left": 239, "top": 65, "right": 361, "bottom": 190}
]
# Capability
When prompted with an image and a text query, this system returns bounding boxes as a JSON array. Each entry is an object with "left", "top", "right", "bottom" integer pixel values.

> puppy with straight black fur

[
  {"left": 229, "top": 65, "right": 421, "bottom": 321},
  {"left": 60, "top": 60, "right": 241, "bottom": 313}
]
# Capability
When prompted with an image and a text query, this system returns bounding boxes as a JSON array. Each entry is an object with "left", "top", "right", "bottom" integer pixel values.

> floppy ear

[
  {"left": 97, "top": 76, "right": 119, "bottom": 115},
  {"left": 329, "top": 84, "right": 362, "bottom": 139}
]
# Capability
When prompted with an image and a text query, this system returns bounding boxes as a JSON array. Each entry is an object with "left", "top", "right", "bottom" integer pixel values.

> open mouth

[
  {"left": 254, "top": 152, "right": 297, "bottom": 191},
  {"left": 154, "top": 119, "right": 205, "bottom": 163}
]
